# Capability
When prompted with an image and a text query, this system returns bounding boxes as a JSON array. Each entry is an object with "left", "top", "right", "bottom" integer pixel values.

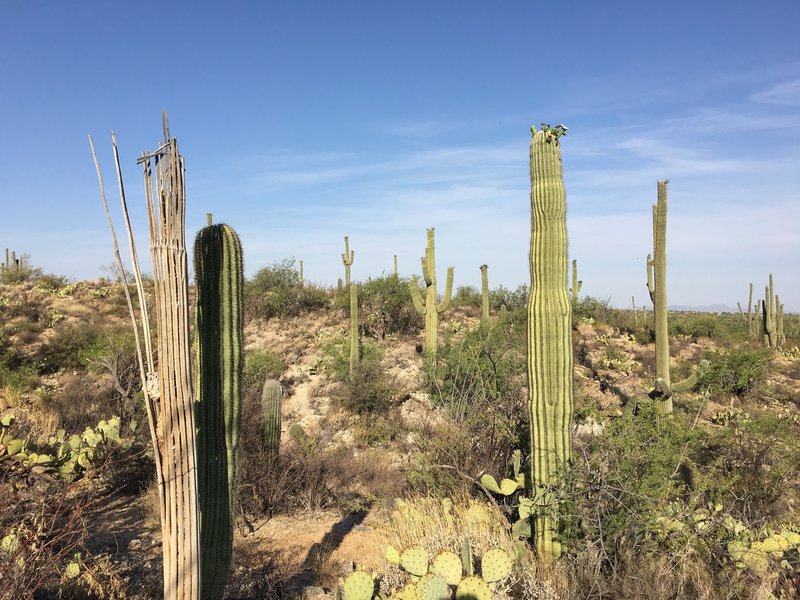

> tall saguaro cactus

[
  {"left": 527, "top": 124, "right": 573, "bottom": 560},
  {"left": 646, "top": 181, "right": 704, "bottom": 415},
  {"left": 342, "top": 236, "right": 355, "bottom": 288},
  {"left": 92, "top": 119, "right": 203, "bottom": 600},
  {"left": 762, "top": 274, "right": 785, "bottom": 349},
  {"left": 570, "top": 259, "right": 582, "bottom": 306},
  {"left": 409, "top": 228, "right": 454, "bottom": 356},
  {"left": 194, "top": 223, "right": 244, "bottom": 599},
  {"left": 350, "top": 283, "right": 360, "bottom": 375},
  {"left": 480, "top": 264, "right": 490, "bottom": 325}
]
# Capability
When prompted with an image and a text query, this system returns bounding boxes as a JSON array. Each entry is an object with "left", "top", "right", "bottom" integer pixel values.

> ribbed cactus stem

[
  {"left": 207, "top": 213, "right": 213, "bottom": 226},
  {"left": 299, "top": 260, "right": 304, "bottom": 286},
  {"left": 342, "top": 236, "right": 355, "bottom": 288},
  {"left": 409, "top": 228, "right": 454, "bottom": 356},
  {"left": 480, "top": 264, "right": 490, "bottom": 325},
  {"left": 393, "top": 254, "right": 398, "bottom": 277},
  {"left": 570, "top": 259, "right": 582, "bottom": 306},
  {"left": 527, "top": 125, "right": 573, "bottom": 560},
  {"left": 648, "top": 181, "right": 672, "bottom": 415},
  {"left": 350, "top": 283, "right": 359, "bottom": 375},
  {"left": 261, "top": 379, "right": 282, "bottom": 459},
  {"left": 194, "top": 223, "right": 244, "bottom": 600}
]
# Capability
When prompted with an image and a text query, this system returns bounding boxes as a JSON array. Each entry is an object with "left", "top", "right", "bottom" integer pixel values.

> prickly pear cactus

[
  {"left": 480, "top": 548, "right": 512, "bottom": 583},
  {"left": 455, "top": 576, "right": 492, "bottom": 600},
  {"left": 400, "top": 545, "right": 429, "bottom": 577},
  {"left": 343, "top": 570, "right": 374, "bottom": 600},
  {"left": 416, "top": 573, "right": 449, "bottom": 600},
  {"left": 431, "top": 551, "right": 462, "bottom": 585}
]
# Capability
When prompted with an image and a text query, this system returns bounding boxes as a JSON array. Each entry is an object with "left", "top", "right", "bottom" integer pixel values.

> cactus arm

[
  {"left": 409, "top": 275, "right": 427, "bottom": 315},
  {"left": 436, "top": 266, "right": 454, "bottom": 314},
  {"left": 646, "top": 254, "right": 655, "bottom": 303},
  {"left": 421, "top": 255, "right": 432, "bottom": 285}
]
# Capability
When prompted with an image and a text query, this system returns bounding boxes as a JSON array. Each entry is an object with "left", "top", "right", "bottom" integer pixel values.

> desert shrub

[
  {"left": 698, "top": 348, "right": 771, "bottom": 398},
  {"left": 413, "top": 316, "right": 527, "bottom": 493},
  {"left": 0, "top": 254, "right": 42, "bottom": 284},
  {"left": 0, "top": 338, "right": 38, "bottom": 393},
  {"left": 453, "top": 285, "right": 480, "bottom": 307},
  {"left": 699, "top": 412, "right": 800, "bottom": 525},
  {"left": 243, "top": 349, "right": 285, "bottom": 390},
  {"left": 489, "top": 284, "right": 528, "bottom": 311},
  {"left": 36, "top": 323, "right": 106, "bottom": 374},
  {"left": 318, "top": 332, "right": 382, "bottom": 382},
  {"left": 244, "top": 258, "right": 330, "bottom": 320},
  {"left": 332, "top": 360, "right": 402, "bottom": 418},
  {"left": 669, "top": 313, "right": 721, "bottom": 339},
  {"left": 357, "top": 275, "right": 422, "bottom": 339}
]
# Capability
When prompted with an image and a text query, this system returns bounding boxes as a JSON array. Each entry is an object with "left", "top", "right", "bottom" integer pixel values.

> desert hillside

[{"left": 1, "top": 266, "right": 799, "bottom": 600}]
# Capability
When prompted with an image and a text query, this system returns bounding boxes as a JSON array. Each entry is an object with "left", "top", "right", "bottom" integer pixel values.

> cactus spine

[
  {"left": 570, "top": 259, "right": 582, "bottom": 306},
  {"left": 342, "top": 236, "right": 355, "bottom": 288},
  {"left": 261, "top": 379, "right": 282, "bottom": 459},
  {"left": 527, "top": 124, "right": 573, "bottom": 560},
  {"left": 350, "top": 283, "right": 360, "bottom": 375},
  {"left": 480, "top": 264, "right": 490, "bottom": 325},
  {"left": 410, "top": 228, "right": 454, "bottom": 356},
  {"left": 194, "top": 223, "right": 244, "bottom": 599}
]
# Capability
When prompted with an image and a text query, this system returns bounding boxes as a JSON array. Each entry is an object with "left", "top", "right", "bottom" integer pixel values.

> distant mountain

[{"left": 668, "top": 303, "right": 738, "bottom": 313}]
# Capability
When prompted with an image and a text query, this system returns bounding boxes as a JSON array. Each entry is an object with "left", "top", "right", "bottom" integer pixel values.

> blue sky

[{"left": 1, "top": 1, "right": 798, "bottom": 310}]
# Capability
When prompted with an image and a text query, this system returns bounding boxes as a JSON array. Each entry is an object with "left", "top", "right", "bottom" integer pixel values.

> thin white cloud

[{"left": 750, "top": 80, "right": 800, "bottom": 105}]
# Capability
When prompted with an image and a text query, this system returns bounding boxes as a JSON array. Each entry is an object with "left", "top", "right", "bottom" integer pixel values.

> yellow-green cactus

[
  {"left": 527, "top": 124, "right": 573, "bottom": 559},
  {"left": 409, "top": 228, "right": 454, "bottom": 356}
]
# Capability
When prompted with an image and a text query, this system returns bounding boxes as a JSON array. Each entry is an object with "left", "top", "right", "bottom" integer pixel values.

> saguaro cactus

[
  {"left": 409, "top": 228, "right": 454, "bottom": 356},
  {"left": 350, "top": 283, "right": 360, "bottom": 375},
  {"left": 762, "top": 274, "right": 785, "bottom": 349},
  {"left": 393, "top": 254, "right": 398, "bottom": 277},
  {"left": 527, "top": 124, "right": 573, "bottom": 560},
  {"left": 342, "top": 236, "right": 355, "bottom": 288},
  {"left": 261, "top": 379, "right": 282, "bottom": 459},
  {"left": 480, "top": 264, "right": 490, "bottom": 325},
  {"left": 646, "top": 181, "right": 705, "bottom": 415},
  {"left": 194, "top": 223, "right": 244, "bottom": 599},
  {"left": 299, "top": 260, "right": 304, "bottom": 287},
  {"left": 570, "top": 259, "right": 582, "bottom": 306}
]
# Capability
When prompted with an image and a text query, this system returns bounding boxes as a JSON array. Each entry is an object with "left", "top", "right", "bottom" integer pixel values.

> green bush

[
  {"left": 357, "top": 275, "right": 422, "bottom": 339},
  {"left": 489, "top": 285, "right": 528, "bottom": 311},
  {"left": 698, "top": 348, "right": 771, "bottom": 397},
  {"left": 332, "top": 360, "right": 401, "bottom": 418},
  {"left": 453, "top": 285, "right": 480, "bottom": 307},
  {"left": 243, "top": 349, "right": 285, "bottom": 391},
  {"left": 245, "top": 258, "right": 330, "bottom": 320},
  {"left": 35, "top": 324, "right": 105, "bottom": 374}
]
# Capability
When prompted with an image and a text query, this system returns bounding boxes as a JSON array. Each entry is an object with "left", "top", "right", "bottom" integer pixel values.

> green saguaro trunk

[
  {"left": 350, "top": 283, "right": 360, "bottom": 375},
  {"left": 527, "top": 125, "right": 573, "bottom": 560},
  {"left": 194, "top": 223, "right": 244, "bottom": 599},
  {"left": 409, "top": 228, "right": 454, "bottom": 356},
  {"left": 480, "top": 264, "right": 490, "bottom": 325},
  {"left": 342, "top": 236, "right": 354, "bottom": 288}
]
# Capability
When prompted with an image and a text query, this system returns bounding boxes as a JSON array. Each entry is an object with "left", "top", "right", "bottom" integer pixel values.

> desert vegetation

[{"left": 1, "top": 122, "right": 798, "bottom": 600}]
